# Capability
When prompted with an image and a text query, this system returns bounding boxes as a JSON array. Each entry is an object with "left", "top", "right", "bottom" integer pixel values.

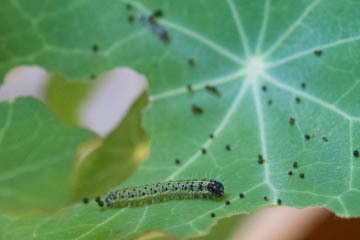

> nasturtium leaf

[
  {"left": 45, "top": 74, "right": 96, "bottom": 125},
  {"left": 0, "top": 98, "right": 94, "bottom": 214},
  {"left": 71, "top": 92, "right": 148, "bottom": 200},
  {"left": 1, "top": 0, "right": 360, "bottom": 239}
]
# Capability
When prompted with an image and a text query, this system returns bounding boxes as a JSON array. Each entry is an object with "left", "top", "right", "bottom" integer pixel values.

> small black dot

[
  {"left": 288, "top": 171, "right": 293, "bottom": 176},
  {"left": 97, "top": 200, "right": 104, "bottom": 207},
  {"left": 175, "top": 159, "right": 180, "bottom": 165},
  {"left": 152, "top": 9, "right": 163, "bottom": 18},
  {"left": 299, "top": 173, "right": 305, "bottom": 179},
  {"left": 82, "top": 198, "right": 89, "bottom": 204},
  {"left": 322, "top": 136, "right": 328, "bottom": 142},
  {"left": 262, "top": 85, "right": 267, "bottom": 92},
  {"left": 277, "top": 199, "right": 282, "bottom": 205},
  {"left": 289, "top": 117, "right": 295, "bottom": 125},
  {"left": 192, "top": 104, "right": 203, "bottom": 114},
  {"left": 205, "top": 85, "right": 221, "bottom": 96},
  {"left": 258, "top": 154, "right": 264, "bottom": 164},
  {"left": 128, "top": 15, "right": 135, "bottom": 23},
  {"left": 226, "top": 145, "right": 231, "bottom": 151},
  {"left": 188, "top": 58, "right": 195, "bottom": 66},
  {"left": 187, "top": 84, "right": 193, "bottom": 92},
  {"left": 209, "top": 133, "right": 215, "bottom": 139},
  {"left": 354, "top": 150, "right": 359, "bottom": 157},
  {"left": 239, "top": 193, "right": 245, "bottom": 198},
  {"left": 95, "top": 197, "right": 101, "bottom": 202},
  {"left": 264, "top": 196, "right": 268, "bottom": 201},
  {"left": 126, "top": 4, "right": 132, "bottom": 10},
  {"left": 268, "top": 100, "right": 272, "bottom": 105},
  {"left": 305, "top": 134, "right": 311, "bottom": 140},
  {"left": 90, "top": 74, "right": 96, "bottom": 80},
  {"left": 225, "top": 200, "right": 230, "bottom": 205},
  {"left": 301, "top": 83, "right": 306, "bottom": 89},
  {"left": 92, "top": 44, "right": 99, "bottom": 52},
  {"left": 202, "top": 148, "right": 207, "bottom": 154},
  {"left": 293, "top": 162, "right": 298, "bottom": 168},
  {"left": 296, "top": 97, "right": 301, "bottom": 103},
  {"left": 314, "top": 50, "right": 322, "bottom": 57},
  {"left": 210, "top": 212, "right": 216, "bottom": 218}
]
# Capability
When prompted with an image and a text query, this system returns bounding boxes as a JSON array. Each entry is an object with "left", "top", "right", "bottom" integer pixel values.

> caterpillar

[{"left": 102, "top": 179, "right": 224, "bottom": 208}]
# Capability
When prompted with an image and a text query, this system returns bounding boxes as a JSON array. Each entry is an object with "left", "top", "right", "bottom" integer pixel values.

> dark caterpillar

[{"left": 103, "top": 179, "right": 224, "bottom": 208}]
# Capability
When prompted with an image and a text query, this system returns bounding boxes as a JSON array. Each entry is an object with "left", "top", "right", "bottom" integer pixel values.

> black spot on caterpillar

[
  {"left": 210, "top": 212, "right": 216, "bottom": 218},
  {"left": 277, "top": 199, "right": 282, "bottom": 205},
  {"left": 322, "top": 136, "right": 328, "bottom": 142},
  {"left": 268, "top": 100, "right": 272, "bottom": 105},
  {"left": 305, "top": 134, "right": 311, "bottom": 140},
  {"left": 140, "top": 13, "right": 170, "bottom": 43},
  {"left": 175, "top": 159, "right": 181, "bottom": 165},
  {"left": 288, "top": 170, "right": 293, "bottom": 176},
  {"left": 299, "top": 173, "right": 305, "bottom": 179},
  {"left": 295, "top": 97, "right": 301, "bottom": 103},
  {"left": 104, "top": 179, "right": 224, "bottom": 208},
  {"left": 262, "top": 85, "right": 267, "bottom": 92},
  {"left": 301, "top": 83, "right": 306, "bottom": 89}
]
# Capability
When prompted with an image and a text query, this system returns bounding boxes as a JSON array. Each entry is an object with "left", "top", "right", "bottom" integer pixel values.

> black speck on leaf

[
  {"left": 205, "top": 85, "right": 221, "bottom": 96},
  {"left": 289, "top": 117, "right": 295, "bottom": 125},
  {"left": 354, "top": 150, "right": 359, "bottom": 157},
  {"left": 188, "top": 58, "right": 195, "bottom": 66},
  {"left": 314, "top": 50, "right": 322, "bottom": 56},
  {"left": 92, "top": 44, "right": 99, "bottom": 52},
  {"left": 192, "top": 104, "right": 203, "bottom": 114},
  {"left": 128, "top": 15, "right": 135, "bottom": 23}
]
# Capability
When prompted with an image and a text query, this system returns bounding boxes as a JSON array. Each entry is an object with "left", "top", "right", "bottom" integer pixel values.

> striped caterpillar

[{"left": 101, "top": 179, "right": 224, "bottom": 208}]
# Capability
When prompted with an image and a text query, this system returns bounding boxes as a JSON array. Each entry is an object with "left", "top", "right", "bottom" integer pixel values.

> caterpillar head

[{"left": 207, "top": 180, "right": 224, "bottom": 198}]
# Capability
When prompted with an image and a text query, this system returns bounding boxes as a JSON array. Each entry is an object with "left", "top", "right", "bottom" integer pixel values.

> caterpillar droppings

[{"left": 104, "top": 179, "right": 224, "bottom": 208}]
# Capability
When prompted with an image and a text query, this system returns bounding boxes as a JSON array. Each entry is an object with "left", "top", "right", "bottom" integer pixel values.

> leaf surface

[{"left": 1, "top": 0, "right": 360, "bottom": 239}]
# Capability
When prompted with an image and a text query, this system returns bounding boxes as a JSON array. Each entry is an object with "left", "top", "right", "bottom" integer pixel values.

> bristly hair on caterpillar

[{"left": 100, "top": 179, "right": 224, "bottom": 208}]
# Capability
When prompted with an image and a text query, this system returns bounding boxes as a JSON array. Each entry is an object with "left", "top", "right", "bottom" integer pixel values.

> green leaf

[
  {"left": 71, "top": 92, "right": 149, "bottom": 200},
  {"left": 45, "top": 74, "right": 96, "bottom": 125},
  {"left": 1, "top": 0, "right": 360, "bottom": 239},
  {"left": 0, "top": 98, "right": 94, "bottom": 214}
]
